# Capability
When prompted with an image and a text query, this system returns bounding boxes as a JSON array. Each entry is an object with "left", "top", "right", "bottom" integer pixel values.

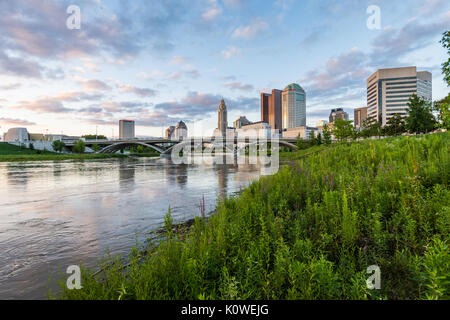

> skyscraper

[
  {"left": 282, "top": 83, "right": 306, "bottom": 129},
  {"left": 261, "top": 89, "right": 282, "bottom": 130},
  {"left": 354, "top": 107, "right": 368, "bottom": 128},
  {"left": 119, "top": 120, "right": 135, "bottom": 139},
  {"left": 329, "top": 108, "right": 349, "bottom": 123},
  {"left": 218, "top": 99, "right": 228, "bottom": 136},
  {"left": 367, "top": 66, "right": 432, "bottom": 126}
]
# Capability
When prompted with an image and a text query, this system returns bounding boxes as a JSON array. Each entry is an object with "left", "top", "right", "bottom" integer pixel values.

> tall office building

[
  {"left": 282, "top": 83, "right": 306, "bottom": 129},
  {"left": 175, "top": 121, "right": 188, "bottom": 140},
  {"left": 329, "top": 108, "right": 349, "bottom": 123},
  {"left": 119, "top": 120, "right": 135, "bottom": 139},
  {"left": 261, "top": 89, "right": 282, "bottom": 130},
  {"left": 218, "top": 99, "right": 228, "bottom": 136},
  {"left": 165, "top": 126, "right": 175, "bottom": 139},
  {"left": 354, "top": 107, "right": 368, "bottom": 128},
  {"left": 367, "top": 66, "right": 432, "bottom": 126}
]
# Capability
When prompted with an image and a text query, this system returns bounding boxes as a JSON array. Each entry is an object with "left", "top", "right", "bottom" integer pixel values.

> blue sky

[{"left": 0, "top": 0, "right": 449, "bottom": 137}]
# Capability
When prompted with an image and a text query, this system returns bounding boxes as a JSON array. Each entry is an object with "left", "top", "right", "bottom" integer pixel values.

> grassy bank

[
  {"left": 0, "top": 143, "right": 129, "bottom": 162},
  {"left": 55, "top": 133, "right": 449, "bottom": 300}
]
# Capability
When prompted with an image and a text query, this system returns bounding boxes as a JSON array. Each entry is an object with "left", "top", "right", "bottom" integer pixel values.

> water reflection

[{"left": 0, "top": 156, "right": 264, "bottom": 299}]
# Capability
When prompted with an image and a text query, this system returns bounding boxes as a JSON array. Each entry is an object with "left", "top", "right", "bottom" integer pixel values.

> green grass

[
  {"left": 54, "top": 133, "right": 449, "bottom": 300},
  {"left": 0, "top": 143, "right": 129, "bottom": 162},
  {"left": 0, "top": 142, "right": 55, "bottom": 155}
]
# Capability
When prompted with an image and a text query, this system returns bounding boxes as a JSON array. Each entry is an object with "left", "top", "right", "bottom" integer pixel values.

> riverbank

[
  {"left": 0, "top": 142, "right": 130, "bottom": 162},
  {"left": 55, "top": 132, "right": 449, "bottom": 300}
]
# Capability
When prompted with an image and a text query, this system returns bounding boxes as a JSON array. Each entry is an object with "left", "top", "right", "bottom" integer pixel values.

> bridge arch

[{"left": 98, "top": 142, "right": 166, "bottom": 154}]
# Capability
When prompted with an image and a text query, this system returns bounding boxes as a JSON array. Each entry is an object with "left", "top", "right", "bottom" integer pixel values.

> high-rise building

[
  {"left": 367, "top": 66, "right": 432, "bottom": 126},
  {"left": 165, "top": 126, "right": 175, "bottom": 139},
  {"left": 261, "top": 89, "right": 282, "bottom": 130},
  {"left": 175, "top": 121, "right": 188, "bottom": 140},
  {"left": 119, "top": 120, "right": 135, "bottom": 139},
  {"left": 354, "top": 107, "right": 368, "bottom": 128},
  {"left": 218, "top": 99, "right": 228, "bottom": 136},
  {"left": 329, "top": 108, "right": 349, "bottom": 123},
  {"left": 282, "top": 83, "right": 306, "bottom": 129}
]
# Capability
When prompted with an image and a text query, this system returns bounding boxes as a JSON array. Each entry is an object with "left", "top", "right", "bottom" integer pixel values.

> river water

[{"left": 0, "top": 155, "right": 266, "bottom": 299}]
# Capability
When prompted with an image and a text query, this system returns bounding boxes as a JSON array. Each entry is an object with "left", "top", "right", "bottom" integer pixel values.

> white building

[
  {"left": 119, "top": 120, "right": 135, "bottom": 139},
  {"left": 175, "top": 121, "right": 188, "bottom": 140},
  {"left": 367, "top": 66, "right": 432, "bottom": 126},
  {"left": 3, "top": 128, "right": 29, "bottom": 142}
]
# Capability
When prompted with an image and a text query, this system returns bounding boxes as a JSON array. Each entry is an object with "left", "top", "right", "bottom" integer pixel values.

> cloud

[
  {"left": 0, "top": 0, "right": 192, "bottom": 63},
  {"left": 170, "top": 56, "right": 190, "bottom": 65},
  {"left": 221, "top": 46, "right": 241, "bottom": 59},
  {"left": 118, "top": 85, "right": 158, "bottom": 97},
  {"left": 202, "top": 7, "right": 222, "bottom": 21},
  {"left": 224, "top": 81, "right": 254, "bottom": 91},
  {"left": 370, "top": 14, "right": 450, "bottom": 66},
  {"left": 14, "top": 91, "right": 106, "bottom": 114},
  {"left": 0, "top": 83, "right": 21, "bottom": 90},
  {"left": 0, "top": 117, "right": 36, "bottom": 126},
  {"left": 0, "top": 51, "right": 44, "bottom": 78},
  {"left": 78, "top": 79, "right": 112, "bottom": 92},
  {"left": 232, "top": 18, "right": 269, "bottom": 39},
  {"left": 154, "top": 91, "right": 258, "bottom": 120}
]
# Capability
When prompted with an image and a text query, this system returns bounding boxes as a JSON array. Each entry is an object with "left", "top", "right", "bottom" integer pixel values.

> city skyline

[{"left": 0, "top": 0, "right": 449, "bottom": 138}]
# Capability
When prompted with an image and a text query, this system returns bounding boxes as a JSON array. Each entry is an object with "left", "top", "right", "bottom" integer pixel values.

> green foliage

[
  {"left": 332, "top": 118, "right": 355, "bottom": 142},
  {"left": 28, "top": 143, "right": 34, "bottom": 150},
  {"left": 56, "top": 133, "right": 450, "bottom": 300},
  {"left": 91, "top": 144, "right": 100, "bottom": 152},
  {"left": 434, "top": 93, "right": 450, "bottom": 130},
  {"left": 441, "top": 31, "right": 450, "bottom": 86},
  {"left": 72, "top": 140, "right": 86, "bottom": 153},
  {"left": 323, "top": 124, "right": 332, "bottom": 145},
  {"left": 405, "top": 94, "right": 436, "bottom": 134},
  {"left": 383, "top": 114, "right": 406, "bottom": 136},
  {"left": 82, "top": 134, "right": 107, "bottom": 140},
  {"left": 52, "top": 140, "right": 66, "bottom": 153}
]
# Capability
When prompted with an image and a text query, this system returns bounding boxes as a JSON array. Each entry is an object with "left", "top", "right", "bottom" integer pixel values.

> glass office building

[{"left": 282, "top": 83, "right": 306, "bottom": 129}]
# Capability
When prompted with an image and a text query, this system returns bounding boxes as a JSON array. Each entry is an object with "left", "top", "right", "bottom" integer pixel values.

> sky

[{"left": 0, "top": 0, "right": 449, "bottom": 138}]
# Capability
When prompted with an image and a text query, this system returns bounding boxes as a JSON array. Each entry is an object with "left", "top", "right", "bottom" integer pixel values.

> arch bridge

[{"left": 65, "top": 137, "right": 298, "bottom": 155}]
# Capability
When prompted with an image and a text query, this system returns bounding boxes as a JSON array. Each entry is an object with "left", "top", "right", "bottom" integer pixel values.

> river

[{"left": 0, "top": 155, "right": 266, "bottom": 299}]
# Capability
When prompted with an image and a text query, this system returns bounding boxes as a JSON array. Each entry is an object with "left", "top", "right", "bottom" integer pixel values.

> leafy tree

[
  {"left": 433, "top": 93, "right": 450, "bottom": 130},
  {"left": 405, "top": 94, "right": 436, "bottom": 134},
  {"left": 384, "top": 114, "right": 405, "bottom": 136},
  {"left": 308, "top": 130, "right": 317, "bottom": 146},
  {"left": 52, "top": 140, "right": 65, "bottom": 153},
  {"left": 440, "top": 31, "right": 450, "bottom": 86},
  {"left": 82, "top": 134, "right": 107, "bottom": 140},
  {"left": 316, "top": 132, "right": 322, "bottom": 145},
  {"left": 332, "top": 118, "right": 354, "bottom": 142},
  {"left": 322, "top": 124, "right": 332, "bottom": 145},
  {"left": 29, "top": 143, "right": 34, "bottom": 150},
  {"left": 91, "top": 144, "right": 100, "bottom": 152},
  {"left": 72, "top": 140, "right": 86, "bottom": 153}
]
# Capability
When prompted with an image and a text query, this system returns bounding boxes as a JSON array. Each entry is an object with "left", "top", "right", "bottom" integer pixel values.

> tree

[
  {"left": 72, "top": 140, "right": 86, "bottom": 153},
  {"left": 332, "top": 118, "right": 354, "bottom": 142},
  {"left": 29, "top": 143, "right": 34, "bottom": 150},
  {"left": 316, "top": 132, "right": 322, "bottom": 145},
  {"left": 441, "top": 31, "right": 450, "bottom": 86},
  {"left": 52, "top": 140, "right": 65, "bottom": 153},
  {"left": 405, "top": 94, "right": 436, "bottom": 134},
  {"left": 434, "top": 93, "right": 450, "bottom": 130},
  {"left": 384, "top": 114, "right": 405, "bottom": 136},
  {"left": 82, "top": 134, "right": 107, "bottom": 140},
  {"left": 308, "top": 130, "right": 317, "bottom": 146},
  {"left": 91, "top": 144, "right": 100, "bottom": 152},
  {"left": 323, "top": 124, "right": 332, "bottom": 145}
]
